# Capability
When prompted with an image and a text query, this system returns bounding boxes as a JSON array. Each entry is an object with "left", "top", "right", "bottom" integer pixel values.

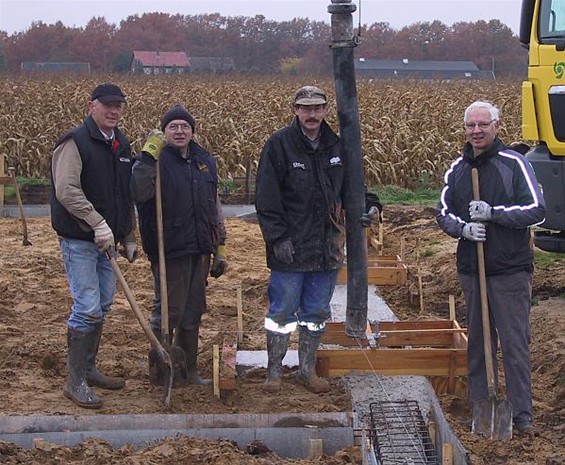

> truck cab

[{"left": 521, "top": 0, "right": 565, "bottom": 252}]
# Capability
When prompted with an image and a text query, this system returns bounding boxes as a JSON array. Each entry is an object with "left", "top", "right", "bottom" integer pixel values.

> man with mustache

[{"left": 255, "top": 85, "right": 381, "bottom": 394}]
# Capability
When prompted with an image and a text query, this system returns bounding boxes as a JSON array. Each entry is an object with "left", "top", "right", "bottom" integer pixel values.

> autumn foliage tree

[{"left": 1, "top": 13, "right": 526, "bottom": 77}]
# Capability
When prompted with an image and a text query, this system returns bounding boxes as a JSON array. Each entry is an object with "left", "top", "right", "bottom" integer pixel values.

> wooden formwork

[
  {"left": 317, "top": 320, "right": 468, "bottom": 397},
  {"left": 337, "top": 255, "right": 408, "bottom": 286}
]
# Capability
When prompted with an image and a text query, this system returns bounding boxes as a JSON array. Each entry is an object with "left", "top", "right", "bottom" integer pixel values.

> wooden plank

[
  {"left": 322, "top": 329, "right": 465, "bottom": 348},
  {"left": 337, "top": 255, "right": 407, "bottom": 286},
  {"left": 325, "top": 320, "right": 459, "bottom": 331},
  {"left": 316, "top": 348, "right": 467, "bottom": 377},
  {"left": 322, "top": 321, "right": 467, "bottom": 348}
]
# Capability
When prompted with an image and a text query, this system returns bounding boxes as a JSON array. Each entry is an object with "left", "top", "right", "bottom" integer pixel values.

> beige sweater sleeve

[{"left": 51, "top": 138, "right": 104, "bottom": 229}]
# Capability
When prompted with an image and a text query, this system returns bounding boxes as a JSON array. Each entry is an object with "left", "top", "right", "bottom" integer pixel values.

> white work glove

[
  {"left": 120, "top": 241, "right": 138, "bottom": 263},
  {"left": 469, "top": 200, "right": 492, "bottom": 221},
  {"left": 461, "top": 222, "right": 486, "bottom": 242},
  {"left": 92, "top": 219, "right": 115, "bottom": 252}
]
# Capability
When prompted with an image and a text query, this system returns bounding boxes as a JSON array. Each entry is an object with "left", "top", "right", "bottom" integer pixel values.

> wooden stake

[
  {"left": 416, "top": 238, "right": 424, "bottom": 313},
  {"left": 213, "top": 344, "right": 220, "bottom": 398},
  {"left": 442, "top": 443, "right": 453, "bottom": 465},
  {"left": 400, "top": 237, "right": 405, "bottom": 261},
  {"left": 0, "top": 154, "right": 4, "bottom": 206},
  {"left": 449, "top": 295, "right": 456, "bottom": 321},
  {"left": 428, "top": 420, "right": 437, "bottom": 448},
  {"left": 237, "top": 285, "right": 243, "bottom": 344},
  {"left": 378, "top": 215, "right": 384, "bottom": 256}
]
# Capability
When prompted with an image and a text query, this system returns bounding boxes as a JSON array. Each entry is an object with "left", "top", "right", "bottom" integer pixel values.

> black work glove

[
  {"left": 360, "top": 206, "right": 381, "bottom": 228},
  {"left": 210, "top": 245, "right": 228, "bottom": 278},
  {"left": 273, "top": 238, "right": 295, "bottom": 264},
  {"left": 360, "top": 192, "right": 383, "bottom": 227}
]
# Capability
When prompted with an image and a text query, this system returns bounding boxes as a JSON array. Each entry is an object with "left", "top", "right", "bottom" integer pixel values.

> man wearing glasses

[
  {"left": 51, "top": 83, "right": 137, "bottom": 409},
  {"left": 436, "top": 100, "right": 546, "bottom": 435},
  {"left": 255, "top": 85, "right": 381, "bottom": 394},
  {"left": 130, "top": 104, "right": 227, "bottom": 387}
]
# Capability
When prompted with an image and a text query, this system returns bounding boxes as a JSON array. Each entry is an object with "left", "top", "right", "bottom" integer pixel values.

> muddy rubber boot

[
  {"left": 296, "top": 326, "right": 330, "bottom": 394},
  {"left": 262, "top": 331, "right": 290, "bottom": 393},
  {"left": 175, "top": 328, "right": 211, "bottom": 385},
  {"left": 86, "top": 322, "right": 125, "bottom": 390},
  {"left": 63, "top": 328, "right": 102, "bottom": 409}
]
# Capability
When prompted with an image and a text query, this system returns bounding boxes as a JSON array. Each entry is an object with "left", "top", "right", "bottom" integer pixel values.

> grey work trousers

[
  {"left": 459, "top": 270, "right": 533, "bottom": 426},
  {"left": 150, "top": 254, "right": 211, "bottom": 333}
]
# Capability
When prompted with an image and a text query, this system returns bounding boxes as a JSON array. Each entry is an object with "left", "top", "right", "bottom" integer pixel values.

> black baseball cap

[{"left": 91, "top": 83, "right": 126, "bottom": 104}]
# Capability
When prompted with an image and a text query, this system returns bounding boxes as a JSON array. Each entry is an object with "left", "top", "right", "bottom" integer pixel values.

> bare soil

[{"left": 0, "top": 205, "right": 563, "bottom": 464}]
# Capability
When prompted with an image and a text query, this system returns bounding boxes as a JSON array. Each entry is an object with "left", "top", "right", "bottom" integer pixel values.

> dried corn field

[{"left": 0, "top": 75, "right": 523, "bottom": 189}]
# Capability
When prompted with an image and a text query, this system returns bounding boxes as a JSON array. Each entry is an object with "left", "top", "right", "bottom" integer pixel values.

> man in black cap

[
  {"left": 131, "top": 104, "right": 227, "bottom": 386},
  {"left": 51, "top": 83, "right": 137, "bottom": 409},
  {"left": 255, "top": 86, "right": 381, "bottom": 395}
]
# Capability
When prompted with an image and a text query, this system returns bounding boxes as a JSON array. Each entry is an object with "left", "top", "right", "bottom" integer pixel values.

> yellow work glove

[
  {"left": 210, "top": 245, "right": 228, "bottom": 278},
  {"left": 142, "top": 129, "right": 166, "bottom": 160}
]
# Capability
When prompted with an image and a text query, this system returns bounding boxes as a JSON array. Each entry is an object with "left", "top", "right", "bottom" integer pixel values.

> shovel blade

[
  {"left": 149, "top": 347, "right": 188, "bottom": 383},
  {"left": 472, "top": 397, "right": 513, "bottom": 440}
]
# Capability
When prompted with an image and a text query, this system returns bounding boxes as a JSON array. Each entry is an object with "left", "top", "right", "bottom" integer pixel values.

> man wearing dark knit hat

[
  {"left": 131, "top": 103, "right": 227, "bottom": 386},
  {"left": 51, "top": 82, "right": 137, "bottom": 409}
]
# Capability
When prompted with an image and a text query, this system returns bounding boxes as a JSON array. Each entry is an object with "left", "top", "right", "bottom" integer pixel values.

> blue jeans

[
  {"left": 60, "top": 238, "right": 116, "bottom": 332},
  {"left": 264, "top": 270, "right": 337, "bottom": 334}
]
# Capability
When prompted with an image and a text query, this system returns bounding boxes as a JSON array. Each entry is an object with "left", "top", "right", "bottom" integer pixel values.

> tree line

[{"left": 0, "top": 12, "right": 527, "bottom": 77}]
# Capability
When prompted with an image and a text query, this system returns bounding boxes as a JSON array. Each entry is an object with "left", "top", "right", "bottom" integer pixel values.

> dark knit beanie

[{"left": 160, "top": 104, "right": 196, "bottom": 132}]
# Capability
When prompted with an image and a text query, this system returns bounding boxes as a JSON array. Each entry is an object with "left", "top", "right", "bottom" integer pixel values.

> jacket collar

[{"left": 463, "top": 136, "right": 505, "bottom": 167}]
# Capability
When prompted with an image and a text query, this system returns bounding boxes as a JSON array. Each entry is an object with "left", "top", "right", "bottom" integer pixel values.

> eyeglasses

[
  {"left": 465, "top": 120, "right": 495, "bottom": 130},
  {"left": 167, "top": 123, "right": 192, "bottom": 132}
]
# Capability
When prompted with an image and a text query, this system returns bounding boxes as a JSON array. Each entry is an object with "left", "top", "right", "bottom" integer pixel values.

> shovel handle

[
  {"left": 106, "top": 251, "right": 167, "bottom": 354},
  {"left": 471, "top": 168, "right": 496, "bottom": 397},
  {"left": 155, "top": 160, "right": 170, "bottom": 343}
]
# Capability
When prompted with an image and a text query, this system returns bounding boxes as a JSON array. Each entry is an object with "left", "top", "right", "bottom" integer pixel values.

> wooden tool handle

[
  {"left": 471, "top": 168, "right": 496, "bottom": 397},
  {"left": 106, "top": 252, "right": 166, "bottom": 352},
  {"left": 155, "top": 160, "right": 170, "bottom": 341}
]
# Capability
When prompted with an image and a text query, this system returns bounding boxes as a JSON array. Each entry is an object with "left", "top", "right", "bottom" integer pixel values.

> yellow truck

[{"left": 520, "top": 0, "right": 565, "bottom": 252}]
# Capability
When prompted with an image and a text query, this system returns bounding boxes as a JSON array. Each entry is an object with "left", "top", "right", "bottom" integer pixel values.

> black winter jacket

[
  {"left": 255, "top": 117, "right": 346, "bottom": 272},
  {"left": 131, "top": 141, "right": 220, "bottom": 263},
  {"left": 51, "top": 115, "right": 134, "bottom": 242},
  {"left": 436, "top": 137, "right": 546, "bottom": 276}
]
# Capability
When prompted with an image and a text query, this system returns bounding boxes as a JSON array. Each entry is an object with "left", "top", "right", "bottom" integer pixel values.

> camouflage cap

[{"left": 293, "top": 86, "right": 327, "bottom": 106}]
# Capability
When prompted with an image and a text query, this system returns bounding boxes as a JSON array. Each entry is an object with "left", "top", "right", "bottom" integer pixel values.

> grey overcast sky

[{"left": 0, "top": 0, "right": 522, "bottom": 35}]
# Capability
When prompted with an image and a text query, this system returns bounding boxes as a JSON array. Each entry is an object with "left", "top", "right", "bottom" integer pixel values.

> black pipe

[{"left": 328, "top": 0, "right": 368, "bottom": 338}]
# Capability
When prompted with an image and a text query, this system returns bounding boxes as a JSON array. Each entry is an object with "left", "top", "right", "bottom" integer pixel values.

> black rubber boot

[
  {"left": 262, "top": 330, "right": 290, "bottom": 393},
  {"left": 86, "top": 322, "right": 125, "bottom": 390},
  {"left": 63, "top": 328, "right": 102, "bottom": 409},
  {"left": 296, "top": 326, "right": 330, "bottom": 394},
  {"left": 175, "top": 328, "right": 211, "bottom": 385}
]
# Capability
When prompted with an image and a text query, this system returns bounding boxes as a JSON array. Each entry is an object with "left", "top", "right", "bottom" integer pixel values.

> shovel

[
  {"left": 470, "top": 168, "right": 513, "bottom": 440},
  {"left": 151, "top": 157, "right": 188, "bottom": 386},
  {"left": 106, "top": 251, "right": 174, "bottom": 407}
]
